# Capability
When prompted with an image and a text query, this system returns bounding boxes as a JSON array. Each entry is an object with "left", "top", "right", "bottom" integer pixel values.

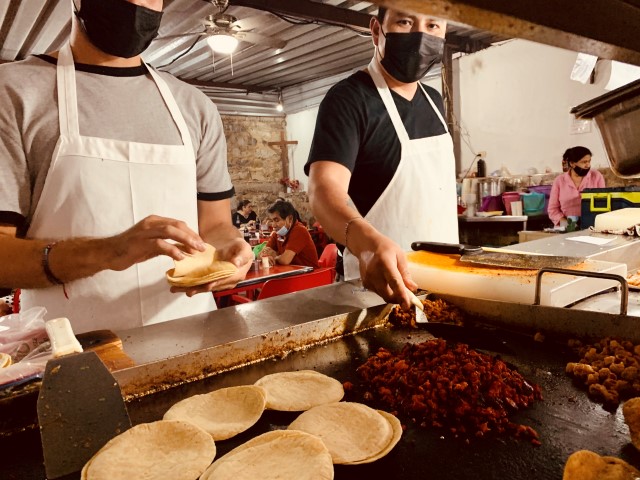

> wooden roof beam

[{"left": 376, "top": 0, "right": 640, "bottom": 66}]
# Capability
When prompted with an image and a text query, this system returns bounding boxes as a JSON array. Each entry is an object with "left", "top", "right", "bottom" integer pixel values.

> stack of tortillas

[
  {"left": 254, "top": 370, "right": 345, "bottom": 411},
  {"left": 82, "top": 371, "right": 401, "bottom": 479},
  {"left": 200, "top": 430, "right": 334, "bottom": 480},
  {"left": 81, "top": 420, "right": 215, "bottom": 480},
  {"left": 288, "top": 402, "right": 403, "bottom": 465},
  {"left": 163, "top": 385, "right": 267, "bottom": 440},
  {"left": 166, "top": 243, "right": 237, "bottom": 287}
]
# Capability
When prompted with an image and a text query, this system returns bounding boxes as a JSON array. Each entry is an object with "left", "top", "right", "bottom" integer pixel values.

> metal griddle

[
  {"left": 3, "top": 281, "right": 640, "bottom": 479},
  {"left": 126, "top": 324, "right": 639, "bottom": 480}
]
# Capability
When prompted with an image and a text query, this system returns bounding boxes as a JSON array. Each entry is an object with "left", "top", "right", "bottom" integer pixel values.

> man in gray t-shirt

[{"left": 0, "top": 0, "right": 253, "bottom": 333}]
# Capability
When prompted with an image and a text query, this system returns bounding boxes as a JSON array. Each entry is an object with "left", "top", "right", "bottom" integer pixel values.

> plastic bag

[
  {"left": 0, "top": 306, "right": 49, "bottom": 362},
  {"left": 0, "top": 307, "right": 51, "bottom": 390},
  {"left": 0, "top": 340, "right": 52, "bottom": 389}
]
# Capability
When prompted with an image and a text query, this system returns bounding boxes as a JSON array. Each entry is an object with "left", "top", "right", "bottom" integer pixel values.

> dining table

[{"left": 212, "top": 264, "right": 314, "bottom": 305}]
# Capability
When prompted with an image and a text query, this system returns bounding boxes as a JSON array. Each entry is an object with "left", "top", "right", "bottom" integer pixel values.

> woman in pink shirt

[{"left": 548, "top": 146, "right": 605, "bottom": 226}]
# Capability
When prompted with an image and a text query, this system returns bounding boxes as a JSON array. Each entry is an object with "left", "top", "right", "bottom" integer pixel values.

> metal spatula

[
  {"left": 406, "top": 289, "right": 428, "bottom": 323},
  {"left": 38, "top": 318, "right": 131, "bottom": 479}
]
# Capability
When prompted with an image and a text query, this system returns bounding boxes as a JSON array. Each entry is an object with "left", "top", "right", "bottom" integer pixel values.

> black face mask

[
  {"left": 573, "top": 165, "right": 590, "bottom": 177},
  {"left": 380, "top": 29, "right": 444, "bottom": 83},
  {"left": 76, "top": 0, "right": 163, "bottom": 58}
]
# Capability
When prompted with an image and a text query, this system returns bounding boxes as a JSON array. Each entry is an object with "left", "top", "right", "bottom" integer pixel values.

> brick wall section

[{"left": 222, "top": 115, "right": 313, "bottom": 224}]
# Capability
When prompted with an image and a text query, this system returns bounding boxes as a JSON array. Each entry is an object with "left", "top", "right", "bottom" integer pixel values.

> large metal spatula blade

[
  {"left": 37, "top": 320, "right": 131, "bottom": 479},
  {"left": 411, "top": 241, "right": 584, "bottom": 270}
]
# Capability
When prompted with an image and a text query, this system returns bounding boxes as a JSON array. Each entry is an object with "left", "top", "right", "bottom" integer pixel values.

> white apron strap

[
  {"left": 367, "top": 57, "right": 410, "bottom": 143},
  {"left": 57, "top": 43, "right": 80, "bottom": 138},
  {"left": 146, "top": 65, "right": 194, "bottom": 153},
  {"left": 417, "top": 82, "right": 449, "bottom": 132}
]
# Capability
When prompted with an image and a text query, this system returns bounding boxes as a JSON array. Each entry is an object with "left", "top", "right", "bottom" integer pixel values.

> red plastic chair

[
  {"left": 318, "top": 243, "right": 338, "bottom": 270},
  {"left": 231, "top": 267, "right": 335, "bottom": 304}
]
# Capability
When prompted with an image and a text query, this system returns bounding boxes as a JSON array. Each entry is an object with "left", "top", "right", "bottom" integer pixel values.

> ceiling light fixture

[
  {"left": 276, "top": 89, "right": 284, "bottom": 112},
  {"left": 207, "top": 34, "right": 238, "bottom": 54}
]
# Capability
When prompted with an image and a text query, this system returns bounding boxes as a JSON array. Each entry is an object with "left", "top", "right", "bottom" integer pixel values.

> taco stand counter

[{"left": 3, "top": 232, "right": 640, "bottom": 479}]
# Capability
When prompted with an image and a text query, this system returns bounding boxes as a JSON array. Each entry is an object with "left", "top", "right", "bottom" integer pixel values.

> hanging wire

[
  {"left": 262, "top": 9, "right": 371, "bottom": 36},
  {"left": 156, "top": 34, "right": 203, "bottom": 70}
]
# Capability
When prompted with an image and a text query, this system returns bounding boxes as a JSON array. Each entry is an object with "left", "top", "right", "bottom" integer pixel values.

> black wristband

[{"left": 43, "top": 242, "right": 64, "bottom": 285}]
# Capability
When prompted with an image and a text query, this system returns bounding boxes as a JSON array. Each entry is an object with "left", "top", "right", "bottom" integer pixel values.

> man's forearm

[
  {"left": 1, "top": 215, "right": 210, "bottom": 290},
  {"left": 0, "top": 236, "right": 112, "bottom": 289},
  {"left": 308, "top": 183, "right": 379, "bottom": 257}
]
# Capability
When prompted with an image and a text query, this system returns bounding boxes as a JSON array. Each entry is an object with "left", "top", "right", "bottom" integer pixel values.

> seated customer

[
  {"left": 232, "top": 199, "right": 257, "bottom": 228},
  {"left": 548, "top": 146, "right": 605, "bottom": 227},
  {"left": 260, "top": 201, "right": 319, "bottom": 268}
]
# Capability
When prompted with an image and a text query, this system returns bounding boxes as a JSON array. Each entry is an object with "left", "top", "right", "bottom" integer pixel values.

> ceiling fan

[{"left": 158, "top": 0, "right": 287, "bottom": 54}]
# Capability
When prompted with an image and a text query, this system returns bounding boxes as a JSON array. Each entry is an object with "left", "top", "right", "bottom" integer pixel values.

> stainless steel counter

[
  {"left": 512, "top": 230, "right": 640, "bottom": 270},
  {"left": 109, "top": 262, "right": 640, "bottom": 401},
  {"left": 113, "top": 281, "right": 392, "bottom": 398},
  {"left": 459, "top": 215, "right": 528, "bottom": 223},
  {"left": 116, "top": 232, "right": 640, "bottom": 368},
  {"left": 116, "top": 281, "right": 384, "bottom": 366},
  {"left": 512, "top": 230, "right": 640, "bottom": 315}
]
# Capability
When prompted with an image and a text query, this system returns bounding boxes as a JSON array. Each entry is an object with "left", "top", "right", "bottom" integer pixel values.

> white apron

[
  {"left": 21, "top": 43, "right": 216, "bottom": 333},
  {"left": 344, "top": 57, "right": 459, "bottom": 280}
]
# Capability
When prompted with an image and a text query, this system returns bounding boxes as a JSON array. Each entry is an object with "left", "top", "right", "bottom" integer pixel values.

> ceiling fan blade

[
  {"left": 234, "top": 31, "right": 287, "bottom": 50},
  {"left": 232, "top": 14, "right": 267, "bottom": 32}
]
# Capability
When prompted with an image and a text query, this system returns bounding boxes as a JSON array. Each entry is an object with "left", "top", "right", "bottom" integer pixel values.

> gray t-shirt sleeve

[
  {"left": 159, "top": 71, "right": 234, "bottom": 200},
  {"left": 194, "top": 95, "right": 234, "bottom": 200},
  {"left": 0, "top": 62, "right": 43, "bottom": 228}
]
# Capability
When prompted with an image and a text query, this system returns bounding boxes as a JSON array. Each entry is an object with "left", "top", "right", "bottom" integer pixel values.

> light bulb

[
  {"left": 207, "top": 34, "right": 238, "bottom": 54},
  {"left": 276, "top": 102, "right": 283, "bottom": 112}
]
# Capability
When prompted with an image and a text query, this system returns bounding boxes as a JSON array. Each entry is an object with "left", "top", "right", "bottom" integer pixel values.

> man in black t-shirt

[{"left": 305, "top": 6, "right": 459, "bottom": 309}]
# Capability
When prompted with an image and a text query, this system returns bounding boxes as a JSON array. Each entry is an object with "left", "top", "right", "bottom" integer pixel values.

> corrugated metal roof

[{"left": 0, "top": 0, "right": 506, "bottom": 116}]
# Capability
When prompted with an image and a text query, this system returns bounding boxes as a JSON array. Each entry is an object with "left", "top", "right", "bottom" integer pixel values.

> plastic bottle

[{"left": 477, "top": 158, "right": 486, "bottom": 178}]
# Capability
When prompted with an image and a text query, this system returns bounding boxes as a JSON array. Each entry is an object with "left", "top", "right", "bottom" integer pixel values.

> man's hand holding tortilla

[
  {"left": 170, "top": 237, "right": 253, "bottom": 296},
  {"left": 107, "top": 215, "right": 208, "bottom": 272}
]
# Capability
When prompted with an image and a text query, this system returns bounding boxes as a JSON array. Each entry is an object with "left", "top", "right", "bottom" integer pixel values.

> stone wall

[{"left": 222, "top": 115, "right": 312, "bottom": 223}]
